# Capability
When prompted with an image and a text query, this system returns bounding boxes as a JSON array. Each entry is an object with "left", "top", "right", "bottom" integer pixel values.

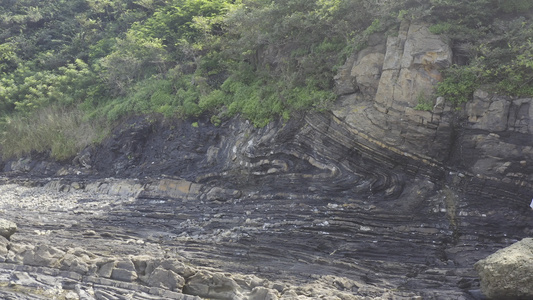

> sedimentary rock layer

[{"left": 1, "top": 21, "right": 532, "bottom": 300}]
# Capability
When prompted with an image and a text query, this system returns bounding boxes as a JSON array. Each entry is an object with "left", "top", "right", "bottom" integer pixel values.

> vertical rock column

[{"left": 375, "top": 21, "right": 452, "bottom": 112}]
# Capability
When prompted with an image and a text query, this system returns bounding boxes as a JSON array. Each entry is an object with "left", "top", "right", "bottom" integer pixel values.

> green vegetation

[
  {"left": 1, "top": 0, "right": 532, "bottom": 159},
  {"left": 425, "top": 0, "right": 533, "bottom": 103},
  {"left": 414, "top": 92, "right": 434, "bottom": 111},
  {"left": 1, "top": 105, "right": 107, "bottom": 160}
]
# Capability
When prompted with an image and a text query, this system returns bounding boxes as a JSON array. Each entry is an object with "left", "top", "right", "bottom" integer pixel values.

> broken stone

[
  {"left": 0, "top": 218, "right": 17, "bottom": 239},
  {"left": 23, "top": 245, "right": 65, "bottom": 268},
  {"left": 184, "top": 271, "right": 241, "bottom": 300},
  {"left": 147, "top": 266, "right": 185, "bottom": 291}
]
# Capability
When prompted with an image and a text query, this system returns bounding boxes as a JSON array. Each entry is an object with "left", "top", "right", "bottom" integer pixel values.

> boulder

[
  {"left": 59, "top": 253, "right": 91, "bottom": 275},
  {"left": 111, "top": 267, "right": 138, "bottom": 282},
  {"left": 474, "top": 238, "right": 533, "bottom": 299},
  {"left": 184, "top": 271, "right": 241, "bottom": 300},
  {"left": 97, "top": 260, "right": 116, "bottom": 278},
  {"left": 110, "top": 259, "right": 138, "bottom": 282},
  {"left": 147, "top": 266, "right": 185, "bottom": 291},
  {"left": 0, "top": 218, "right": 17, "bottom": 239},
  {"left": 5, "top": 243, "right": 31, "bottom": 264},
  {"left": 247, "top": 286, "right": 279, "bottom": 300},
  {"left": 72, "top": 147, "right": 92, "bottom": 169},
  {"left": 22, "top": 245, "right": 66, "bottom": 268}
]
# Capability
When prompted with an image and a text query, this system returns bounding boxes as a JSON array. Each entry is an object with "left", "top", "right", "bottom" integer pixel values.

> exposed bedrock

[
  {"left": 1, "top": 21, "right": 532, "bottom": 299},
  {"left": 333, "top": 21, "right": 533, "bottom": 192}
]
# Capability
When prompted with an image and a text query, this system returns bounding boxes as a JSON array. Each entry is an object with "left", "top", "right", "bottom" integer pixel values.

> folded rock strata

[{"left": 0, "top": 21, "right": 532, "bottom": 300}]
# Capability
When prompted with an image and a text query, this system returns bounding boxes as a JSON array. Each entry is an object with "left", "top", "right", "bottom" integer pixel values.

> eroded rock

[
  {"left": 184, "top": 271, "right": 241, "bottom": 300},
  {"left": 0, "top": 236, "right": 8, "bottom": 262},
  {"left": 247, "top": 286, "right": 279, "bottom": 300},
  {"left": 0, "top": 218, "right": 17, "bottom": 239},
  {"left": 147, "top": 266, "right": 185, "bottom": 291},
  {"left": 22, "top": 245, "right": 65, "bottom": 268},
  {"left": 111, "top": 259, "right": 138, "bottom": 282},
  {"left": 475, "top": 238, "right": 533, "bottom": 300}
]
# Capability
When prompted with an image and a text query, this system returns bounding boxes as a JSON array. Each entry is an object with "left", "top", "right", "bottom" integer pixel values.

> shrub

[
  {"left": 498, "top": 0, "right": 533, "bottom": 13},
  {"left": 437, "top": 65, "right": 479, "bottom": 105},
  {"left": 414, "top": 92, "right": 434, "bottom": 111}
]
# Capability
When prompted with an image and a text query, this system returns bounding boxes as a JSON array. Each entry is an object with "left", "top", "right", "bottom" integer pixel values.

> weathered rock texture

[
  {"left": 475, "top": 238, "right": 533, "bottom": 300},
  {"left": 333, "top": 21, "right": 533, "bottom": 195},
  {"left": 0, "top": 218, "right": 17, "bottom": 240},
  {"left": 0, "top": 21, "right": 532, "bottom": 300}
]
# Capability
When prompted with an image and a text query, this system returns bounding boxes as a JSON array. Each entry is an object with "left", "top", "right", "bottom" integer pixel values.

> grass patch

[{"left": 1, "top": 106, "right": 109, "bottom": 161}]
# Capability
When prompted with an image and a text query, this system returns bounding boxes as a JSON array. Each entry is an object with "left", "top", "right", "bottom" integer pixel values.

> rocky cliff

[
  {"left": 1, "top": 21, "right": 532, "bottom": 299},
  {"left": 333, "top": 21, "right": 533, "bottom": 192}
]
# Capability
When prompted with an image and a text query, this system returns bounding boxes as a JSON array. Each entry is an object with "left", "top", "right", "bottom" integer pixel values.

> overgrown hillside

[{"left": 0, "top": 0, "right": 532, "bottom": 160}]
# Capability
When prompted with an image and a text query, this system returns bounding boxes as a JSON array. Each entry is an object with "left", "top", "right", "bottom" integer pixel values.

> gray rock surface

[
  {"left": 146, "top": 266, "right": 185, "bottom": 291},
  {"left": 0, "top": 236, "right": 8, "bottom": 262},
  {"left": 332, "top": 20, "right": 533, "bottom": 194},
  {"left": 23, "top": 245, "right": 65, "bottom": 268},
  {"left": 0, "top": 218, "right": 17, "bottom": 239},
  {"left": 184, "top": 271, "right": 241, "bottom": 300},
  {"left": 475, "top": 238, "right": 533, "bottom": 300}
]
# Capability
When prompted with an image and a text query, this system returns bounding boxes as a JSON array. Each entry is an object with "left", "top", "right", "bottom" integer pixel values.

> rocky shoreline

[
  {"left": 1, "top": 21, "right": 533, "bottom": 299},
  {"left": 0, "top": 179, "right": 437, "bottom": 300},
  {"left": 1, "top": 170, "right": 531, "bottom": 299}
]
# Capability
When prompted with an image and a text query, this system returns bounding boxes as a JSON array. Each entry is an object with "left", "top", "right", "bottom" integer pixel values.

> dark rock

[{"left": 72, "top": 147, "right": 92, "bottom": 169}]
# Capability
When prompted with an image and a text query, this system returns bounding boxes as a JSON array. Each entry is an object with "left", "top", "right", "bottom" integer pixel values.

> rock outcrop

[
  {"left": 475, "top": 238, "right": 533, "bottom": 300},
  {"left": 333, "top": 20, "right": 533, "bottom": 197},
  {"left": 333, "top": 21, "right": 455, "bottom": 162},
  {"left": 0, "top": 20, "right": 532, "bottom": 300}
]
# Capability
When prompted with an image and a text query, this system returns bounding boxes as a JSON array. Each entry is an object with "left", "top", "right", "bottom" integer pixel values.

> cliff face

[
  {"left": 333, "top": 21, "right": 533, "bottom": 199},
  {"left": 1, "top": 22, "right": 533, "bottom": 300}
]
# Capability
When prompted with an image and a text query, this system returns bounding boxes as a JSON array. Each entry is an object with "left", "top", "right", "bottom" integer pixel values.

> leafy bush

[
  {"left": 437, "top": 65, "right": 479, "bottom": 105},
  {"left": 414, "top": 92, "right": 434, "bottom": 111},
  {"left": 0, "top": 58, "right": 99, "bottom": 114},
  {"left": 2, "top": 0, "right": 533, "bottom": 159},
  {"left": 497, "top": 0, "right": 533, "bottom": 13},
  {"left": 426, "top": 0, "right": 533, "bottom": 103}
]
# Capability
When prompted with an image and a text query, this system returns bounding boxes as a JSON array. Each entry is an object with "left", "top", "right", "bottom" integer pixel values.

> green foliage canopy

[{"left": 1, "top": 0, "right": 533, "bottom": 158}]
